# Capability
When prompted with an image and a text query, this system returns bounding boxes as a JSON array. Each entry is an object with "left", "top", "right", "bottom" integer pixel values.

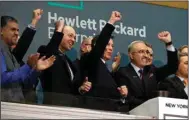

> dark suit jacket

[
  {"left": 115, "top": 49, "right": 178, "bottom": 110},
  {"left": 158, "top": 76, "right": 188, "bottom": 99},
  {"left": 79, "top": 23, "right": 121, "bottom": 99},
  {"left": 39, "top": 32, "right": 77, "bottom": 105}
]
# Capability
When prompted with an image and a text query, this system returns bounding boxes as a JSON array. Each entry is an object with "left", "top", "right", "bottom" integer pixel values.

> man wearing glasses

[{"left": 115, "top": 31, "right": 178, "bottom": 110}]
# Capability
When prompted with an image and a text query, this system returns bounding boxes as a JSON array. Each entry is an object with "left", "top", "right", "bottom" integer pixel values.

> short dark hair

[
  {"left": 91, "top": 35, "right": 114, "bottom": 49},
  {"left": 1, "top": 16, "right": 18, "bottom": 28}
]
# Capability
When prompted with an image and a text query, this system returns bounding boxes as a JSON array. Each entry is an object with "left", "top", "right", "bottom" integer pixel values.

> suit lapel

[
  {"left": 172, "top": 76, "right": 188, "bottom": 98},
  {"left": 56, "top": 51, "right": 72, "bottom": 82},
  {"left": 142, "top": 67, "right": 150, "bottom": 95},
  {"left": 128, "top": 64, "right": 144, "bottom": 93}
]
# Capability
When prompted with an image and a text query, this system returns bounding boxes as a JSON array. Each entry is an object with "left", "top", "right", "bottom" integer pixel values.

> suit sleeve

[
  {"left": 114, "top": 68, "right": 128, "bottom": 87},
  {"left": 12, "top": 27, "right": 36, "bottom": 62},
  {"left": 158, "top": 78, "right": 178, "bottom": 98},
  {"left": 88, "top": 23, "right": 115, "bottom": 62},
  {"left": 44, "top": 31, "right": 63, "bottom": 57},
  {"left": 115, "top": 68, "right": 146, "bottom": 107},
  {"left": 155, "top": 49, "right": 178, "bottom": 82},
  {"left": 79, "top": 23, "right": 115, "bottom": 82}
]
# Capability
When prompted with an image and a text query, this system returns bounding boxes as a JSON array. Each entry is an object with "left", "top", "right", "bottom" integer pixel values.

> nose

[
  {"left": 143, "top": 52, "right": 148, "bottom": 58},
  {"left": 108, "top": 46, "right": 113, "bottom": 52},
  {"left": 15, "top": 30, "right": 19, "bottom": 35},
  {"left": 71, "top": 38, "right": 76, "bottom": 44}
]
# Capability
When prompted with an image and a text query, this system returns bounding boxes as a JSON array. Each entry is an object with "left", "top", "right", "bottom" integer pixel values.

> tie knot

[{"left": 139, "top": 69, "right": 143, "bottom": 74}]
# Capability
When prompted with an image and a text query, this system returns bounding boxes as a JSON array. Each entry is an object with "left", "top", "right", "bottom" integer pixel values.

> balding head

[
  {"left": 63, "top": 26, "right": 76, "bottom": 34},
  {"left": 59, "top": 25, "right": 76, "bottom": 52},
  {"left": 128, "top": 40, "right": 146, "bottom": 53}
]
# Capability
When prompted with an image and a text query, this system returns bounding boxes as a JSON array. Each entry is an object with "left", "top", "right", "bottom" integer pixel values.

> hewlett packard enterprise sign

[{"left": 0, "top": 1, "right": 187, "bottom": 66}]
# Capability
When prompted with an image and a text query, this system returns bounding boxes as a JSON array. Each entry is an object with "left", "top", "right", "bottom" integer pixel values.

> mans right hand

[
  {"left": 55, "top": 20, "right": 64, "bottom": 32},
  {"left": 79, "top": 77, "right": 92, "bottom": 94},
  {"left": 108, "top": 11, "right": 122, "bottom": 25},
  {"left": 117, "top": 85, "right": 128, "bottom": 97},
  {"left": 35, "top": 55, "right": 56, "bottom": 71},
  {"left": 27, "top": 53, "right": 40, "bottom": 69},
  {"left": 31, "top": 9, "right": 43, "bottom": 27},
  {"left": 157, "top": 31, "right": 172, "bottom": 43}
]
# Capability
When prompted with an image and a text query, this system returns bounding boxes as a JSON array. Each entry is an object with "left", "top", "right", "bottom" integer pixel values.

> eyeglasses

[
  {"left": 132, "top": 50, "right": 148, "bottom": 54},
  {"left": 132, "top": 50, "right": 153, "bottom": 57}
]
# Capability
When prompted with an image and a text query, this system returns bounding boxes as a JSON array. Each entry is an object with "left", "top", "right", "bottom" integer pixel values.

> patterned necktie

[
  {"left": 138, "top": 69, "right": 143, "bottom": 80},
  {"left": 59, "top": 53, "right": 74, "bottom": 81}
]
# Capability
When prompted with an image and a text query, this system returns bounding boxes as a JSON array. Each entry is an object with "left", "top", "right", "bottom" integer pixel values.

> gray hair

[
  {"left": 128, "top": 40, "right": 145, "bottom": 53},
  {"left": 178, "top": 52, "right": 188, "bottom": 61},
  {"left": 178, "top": 45, "right": 188, "bottom": 56},
  {"left": 82, "top": 37, "right": 93, "bottom": 44}
]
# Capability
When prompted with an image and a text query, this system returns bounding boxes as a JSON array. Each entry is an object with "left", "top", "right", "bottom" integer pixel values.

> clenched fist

[
  {"left": 55, "top": 20, "right": 64, "bottom": 32},
  {"left": 108, "top": 11, "right": 122, "bottom": 25},
  {"left": 117, "top": 85, "right": 128, "bottom": 97},
  {"left": 31, "top": 9, "right": 43, "bottom": 27},
  {"left": 79, "top": 77, "right": 92, "bottom": 94},
  {"left": 158, "top": 31, "right": 172, "bottom": 43}
]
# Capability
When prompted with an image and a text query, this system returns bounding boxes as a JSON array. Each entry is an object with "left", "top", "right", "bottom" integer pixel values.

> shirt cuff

[
  {"left": 27, "top": 24, "right": 36, "bottom": 31},
  {"left": 166, "top": 44, "right": 175, "bottom": 52}
]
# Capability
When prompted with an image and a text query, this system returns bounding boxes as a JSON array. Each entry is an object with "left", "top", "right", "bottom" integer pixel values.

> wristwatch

[{"left": 165, "top": 41, "right": 172, "bottom": 46}]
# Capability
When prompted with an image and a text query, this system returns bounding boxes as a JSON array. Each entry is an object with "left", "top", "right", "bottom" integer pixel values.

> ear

[
  {"left": 0, "top": 28, "right": 2, "bottom": 35},
  {"left": 129, "top": 52, "right": 134, "bottom": 60},
  {"left": 0, "top": 27, "right": 4, "bottom": 36}
]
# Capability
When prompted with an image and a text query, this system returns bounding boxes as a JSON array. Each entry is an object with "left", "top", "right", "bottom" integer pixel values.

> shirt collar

[
  {"left": 101, "top": 58, "right": 106, "bottom": 64},
  {"left": 58, "top": 49, "right": 65, "bottom": 55},
  {"left": 177, "top": 75, "right": 185, "bottom": 82},
  {"left": 130, "top": 62, "right": 143, "bottom": 77}
]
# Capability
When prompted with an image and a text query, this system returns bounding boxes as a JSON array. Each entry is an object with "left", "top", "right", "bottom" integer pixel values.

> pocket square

[
  {"left": 149, "top": 73, "right": 154, "bottom": 78},
  {"left": 133, "top": 76, "right": 138, "bottom": 78}
]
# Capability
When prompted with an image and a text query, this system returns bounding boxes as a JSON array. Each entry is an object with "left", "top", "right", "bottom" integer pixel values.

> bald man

[{"left": 39, "top": 21, "right": 78, "bottom": 105}]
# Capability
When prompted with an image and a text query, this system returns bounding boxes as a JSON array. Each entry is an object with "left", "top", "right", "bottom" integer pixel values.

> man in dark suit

[
  {"left": 115, "top": 31, "right": 178, "bottom": 110},
  {"left": 78, "top": 11, "right": 128, "bottom": 100},
  {"left": 158, "top": 51, "right": 188, "bottom": 99},
  {"left": 39, "top": 20, "right": 78, "bottom": 105}
]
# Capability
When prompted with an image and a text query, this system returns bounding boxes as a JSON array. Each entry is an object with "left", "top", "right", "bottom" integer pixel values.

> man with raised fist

[
  {"left": 78, "top": 11, "right": 128, "bottom": 101},
  {"left": 39, "top": 20, "right": 78, "bottom": 105},
  {"left": 115, "top": 31, "right": 178, "bottom": 110}
]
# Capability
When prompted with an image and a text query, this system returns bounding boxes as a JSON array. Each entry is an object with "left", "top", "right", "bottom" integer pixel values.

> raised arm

[
  {"left": 155, "top": 31, "right": 178, "bottom": 81},
  {"left": 44, "top": 20, "right": 64, "bottom": 56},
  {"left": 89, "top": 11, "right": 122, "bottom": 61},
  {"left": 13, "top": 9, "right": 43, "bottom": 62}
]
